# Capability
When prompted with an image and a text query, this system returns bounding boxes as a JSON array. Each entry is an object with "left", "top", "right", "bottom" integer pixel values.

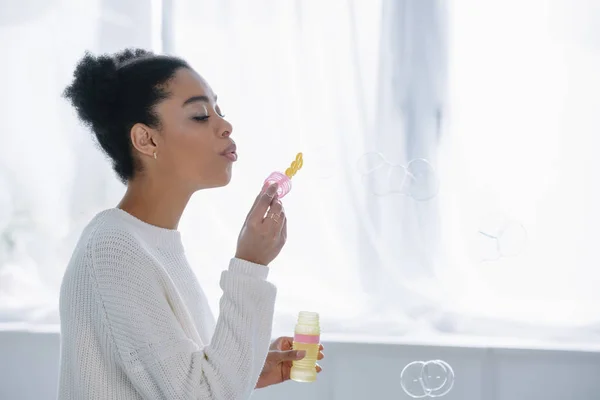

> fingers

[
  {"left": 269, "top": 337, "right": 282, "bottom": 351},
  {"left": 280, "top": 214, "right": 288, "bottom": 238},
  {"left": 266, "top": 199, "right": 283, "bottom": 221},
  {"left": 270, "top": 336, "right": 293, "bottom": 351},
  {"left": 266, "top": 200, "right": 286, "bottom": 236},
  {"left": 274, "top": 348, "right": 323, "bottom": 361},
  {"left": 272, "top": 348, "right": 323, "bottom": 373},
  {"left": 264, "top": 194, "right": 287, "bottom": 233},
  {"left": 316, "top": 345, "right": 324, "bottom": 372},
  {"left": 247, "top": 183, "right": 279, "bottom": 225},
  {"left": 274, "top": 341, "right": 322, "bottom": 359},
  {"left": 272, "top": 350, "right": 306, "bottom": 362},
  {"left": 281, "top": 336, "right": 293, "bottom": 350}
]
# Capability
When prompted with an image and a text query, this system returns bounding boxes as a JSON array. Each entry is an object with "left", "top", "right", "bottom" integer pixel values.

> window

[{"left": 2, "top": 0, "right": 597, "bottom": 345}]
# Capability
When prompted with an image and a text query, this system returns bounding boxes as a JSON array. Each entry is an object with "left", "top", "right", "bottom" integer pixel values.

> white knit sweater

[{"left": 58, "top": 208, "right": 277, "bottom": 399}]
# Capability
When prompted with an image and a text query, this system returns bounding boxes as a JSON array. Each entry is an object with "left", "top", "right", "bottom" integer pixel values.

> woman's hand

[
  {"left": 235, "top": 183, "right": 287, "bottom": 266},
  {"left": 255, "top": 336, "right": 324, "bottom": 389}
]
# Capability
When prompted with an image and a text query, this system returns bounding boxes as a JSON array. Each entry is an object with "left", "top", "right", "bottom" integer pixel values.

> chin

[
  {"left": 197, "top": 172, "right": 232, "bottom": 190},
  {"left": 216, "top": 175, "right": 232, "bottom": 187}
]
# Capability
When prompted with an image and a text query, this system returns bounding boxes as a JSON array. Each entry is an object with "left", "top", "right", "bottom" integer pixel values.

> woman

[{"left": 58, "top": 49, "right": 323, "bottom": 399}]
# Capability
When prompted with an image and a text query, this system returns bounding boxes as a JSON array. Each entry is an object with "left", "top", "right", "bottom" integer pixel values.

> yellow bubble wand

[{"left": 285, "top": 152, "right": 304, "bottom": 179}]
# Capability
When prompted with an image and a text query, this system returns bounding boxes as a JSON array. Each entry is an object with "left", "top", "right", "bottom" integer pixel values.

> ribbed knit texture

[{"left": 58, "top": 208, "right": 277, "bottom": 399}]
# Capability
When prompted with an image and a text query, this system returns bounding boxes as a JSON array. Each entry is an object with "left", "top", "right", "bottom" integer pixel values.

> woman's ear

[{"left": 130, "top": 123, "right": 158, "bottom": 158}]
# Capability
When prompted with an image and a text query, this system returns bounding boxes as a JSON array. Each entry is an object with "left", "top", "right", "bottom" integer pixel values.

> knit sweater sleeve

[{"left": 89, "top": 229, "right": 277, "bottom": 400}]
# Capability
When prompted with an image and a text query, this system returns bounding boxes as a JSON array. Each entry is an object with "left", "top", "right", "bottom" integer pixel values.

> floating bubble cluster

[
  {"left": 477, "top": 213, "right": 527, "bottom": 261},
  {"left": 356, "top": 152, "right": 439, "bottom": 200},
  {"left": 400, "top": 360, "right": 455, "bottom": 398}
]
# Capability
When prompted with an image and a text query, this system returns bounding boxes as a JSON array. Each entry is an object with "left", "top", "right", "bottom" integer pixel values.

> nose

[{"left": 220, "top": 118, "right": 233, "bottom": 138}]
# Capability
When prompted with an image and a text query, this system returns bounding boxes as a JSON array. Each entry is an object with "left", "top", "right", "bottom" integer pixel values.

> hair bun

[
  {"left": 63, "top": 51, "right": 120, "bottom": 132},
  {"left": 63, "top": 48, "right": 188, "bottom": 183},
  {"left": 113, "top": 48, "right": 154, "bottom": 66}
]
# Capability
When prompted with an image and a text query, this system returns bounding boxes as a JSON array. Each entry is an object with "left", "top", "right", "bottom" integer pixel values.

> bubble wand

[{"left": 263, "top": 152, "right": 303, "bottom": 198}]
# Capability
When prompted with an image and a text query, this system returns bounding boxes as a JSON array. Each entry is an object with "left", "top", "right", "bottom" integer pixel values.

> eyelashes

[
  {"left": 191, "top": 107, "right": 225, "bottom": 122},
  {"left": 193, "top": 105, "right": 210, "bottom": 122}
]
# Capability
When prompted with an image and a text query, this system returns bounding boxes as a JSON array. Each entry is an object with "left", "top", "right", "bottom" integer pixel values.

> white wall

[{"left": 1, "top": 329, "right": 599, "bottom": 399}]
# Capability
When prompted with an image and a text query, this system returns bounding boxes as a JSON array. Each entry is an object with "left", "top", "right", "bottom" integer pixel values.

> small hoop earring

[{"left": 153, "top": 152, "right": 157, "bottom": 160}]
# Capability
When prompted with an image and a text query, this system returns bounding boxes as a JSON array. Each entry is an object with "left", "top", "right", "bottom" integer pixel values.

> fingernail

[
  {"left": 266, "top": 183, "right": 278, "bottom": 196},
  {"left": 295, "top": 350, "right": 306, "bottom": 360}
]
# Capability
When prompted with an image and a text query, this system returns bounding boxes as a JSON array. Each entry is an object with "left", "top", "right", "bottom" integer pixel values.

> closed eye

[{"left": 192, "top": 115, "right": 210, "bottom": 122}]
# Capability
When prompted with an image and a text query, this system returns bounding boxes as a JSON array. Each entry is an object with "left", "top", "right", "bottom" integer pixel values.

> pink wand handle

[{"left": 263, "top": 171, "right": 292, "bottom": 198}]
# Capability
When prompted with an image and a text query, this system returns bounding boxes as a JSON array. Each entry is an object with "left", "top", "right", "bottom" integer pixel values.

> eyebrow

[{"left": 183, "top": 95, "right": 218, "bottom": 106}]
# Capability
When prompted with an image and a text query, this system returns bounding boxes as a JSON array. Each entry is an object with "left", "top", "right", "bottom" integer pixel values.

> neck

[{"left": 118, "top": 174, "right": 194, "bottom": 230}]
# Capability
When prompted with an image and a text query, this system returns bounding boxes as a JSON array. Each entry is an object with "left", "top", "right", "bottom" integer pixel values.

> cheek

[{"left": 166, "top": 126, "right": 217, "bottom": 169}]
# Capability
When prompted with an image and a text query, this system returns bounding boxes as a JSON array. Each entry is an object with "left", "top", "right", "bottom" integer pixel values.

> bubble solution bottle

[{"left": 290, "top": 311, "right": 320, "bottom": 383}]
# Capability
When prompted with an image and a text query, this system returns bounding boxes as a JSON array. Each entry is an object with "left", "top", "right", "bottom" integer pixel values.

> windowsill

[
  {"left": 315, "top": 332, "right": 600, "bottom": 354},
  {"left": 3, "top": 322, "right": 600, "bottom": 354},
  {"left": 0, "top": 322, "right": 61, "bottom": 334}
]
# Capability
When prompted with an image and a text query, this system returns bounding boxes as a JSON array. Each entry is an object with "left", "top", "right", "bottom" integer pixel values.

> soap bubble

[
  {"left": 400, "top": 361, "right": 429, "bottom": 398},
  {"left": 404, "top": 159, "right": 440, "bottom": 201},
  {"left": 401, "top": 360, "right": 455, "bottom": 398},
  {"left": 357, "top": 152, "right": 387, "bottom": 176},
  {"left": 477, "top": 213, "right": 527, "bottom": 261},
  {"left": 388, "top": 165, "right": 408, "bottom": 194},
  {"left": 362, "top": 162, "right": 392, "bottom": 196},
  {"left": 422, "top": 360, "right": 454, "bottom": 397},
  {"left": 357, "top": 153, "right": 439, "bottom": 201}
]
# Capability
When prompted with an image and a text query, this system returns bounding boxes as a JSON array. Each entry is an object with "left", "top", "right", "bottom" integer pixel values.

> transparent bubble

[
  {"left": 478, "top": 213, "right": 527, "bottom": 261},
  {"left": 358, "top": 153, "right": 438, "bottom": 201},
  {"left": 423, "top": 360, "right": 455, "bottom": 397},
  {"left": 476, "top": 232, "right": 501, "bottom": 261},
  {"left": 400, "top": 361, "right": 429, "bottom": 398},
  {"left": 388, "top": 165, "right": 408, "bottom": 193},
  {"left": 362, "top": 162, "right": 392, "bottom": 196},
  {"left": 404, "top": 159, "right": 440, "bottom": 201},
  {"left": 401, "top": 360, "right": 454, "bottom": 398},
  {"left": 357, "top": 152, "right": 387, "bottom": 176},
  {"left": 421, "top": 361, "right": 447, "bottom": 392}
]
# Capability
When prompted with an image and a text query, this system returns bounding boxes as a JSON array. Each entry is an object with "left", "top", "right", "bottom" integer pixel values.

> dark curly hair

[{"left": 63, "top": 49, "right": 190, "bottom": 183}]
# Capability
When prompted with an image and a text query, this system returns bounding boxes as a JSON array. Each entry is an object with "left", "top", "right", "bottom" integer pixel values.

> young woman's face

[{"left": 151, "top": 68, "right": 236, "bottom": 190}]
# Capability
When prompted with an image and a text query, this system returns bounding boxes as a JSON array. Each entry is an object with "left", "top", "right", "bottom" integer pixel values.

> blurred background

[{"left": 1, "top": 0, "right": 600, "bottom": 398}]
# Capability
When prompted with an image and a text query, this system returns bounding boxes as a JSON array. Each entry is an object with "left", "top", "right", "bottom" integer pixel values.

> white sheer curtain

[
  {"left": 168, "top": 0, "right": 381, "bottom": 335},
  {"left": 359, "top": 0, "right": 448, "bottom": 332},
  {"left": 0, "top": 0, "right": 159, "bottom": 325},
  {"left": 168, "top": 0, "right": 449, "bottom": 337},
  {"left": 437, "top": 0, "right": 600, "bottom": 342},
  {"left": 0, "top": 0, "right": 454, "bottom": 339},
  {"left": 5, "top": 0, "right": 596, "bottom": 345}
]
